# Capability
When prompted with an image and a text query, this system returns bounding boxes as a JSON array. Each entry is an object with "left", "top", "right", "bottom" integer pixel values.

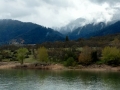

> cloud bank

[{"left": 0, "top": 0, "right": 120, "bottom": 27}]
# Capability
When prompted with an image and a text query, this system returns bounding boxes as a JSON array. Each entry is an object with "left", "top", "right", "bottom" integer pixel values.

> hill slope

[
  {"left": 93, "top": 21, "right": 120, "bottom": 36},
  {"left": 68, "top": 22, "right": 107, "bottom": 39},
  {"left": 0, "top": 19, "right": 64, "bottom": 44},
  {"left": 67, "top": 21, "right": 120, "bottom": 39}
]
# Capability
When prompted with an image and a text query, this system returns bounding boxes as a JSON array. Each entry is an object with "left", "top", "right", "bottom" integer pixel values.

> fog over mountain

[
  {"left": 0, "top": 0, "right": 120, "bottom": 29},
  {"left": 53, "top": 18, "right": 88, "bottom": 34},
  {"left": 53, "top": 18, "right": 118, "bottom": 34}
]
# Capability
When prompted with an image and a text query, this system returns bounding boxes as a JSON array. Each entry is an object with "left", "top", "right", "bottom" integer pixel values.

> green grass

[
  {"left": 24, "top": 55, "right": 38, "bottom": 63},
  {"left": 76, "top": 47, "right": 83, "bottom": 51},
  {"left": 2, "top": 59, "right": 10, "bottom": 62}
]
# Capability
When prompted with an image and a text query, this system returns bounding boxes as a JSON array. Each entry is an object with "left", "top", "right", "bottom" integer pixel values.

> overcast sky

[{"left": 0, "top": 0, "right": 120, "bottom": 27}]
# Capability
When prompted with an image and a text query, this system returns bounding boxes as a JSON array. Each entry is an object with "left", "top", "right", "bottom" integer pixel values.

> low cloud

[{"left": 0, "top": 0, "right": 120, "bottom": 27}]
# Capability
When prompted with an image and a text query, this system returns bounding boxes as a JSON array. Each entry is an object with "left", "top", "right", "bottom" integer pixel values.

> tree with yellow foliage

[
  {"left": 102, "top": 46, "right": 120, "bottom": 65},
  {"left": 37, "top": 47, "right": 49, "bottom": 63}
]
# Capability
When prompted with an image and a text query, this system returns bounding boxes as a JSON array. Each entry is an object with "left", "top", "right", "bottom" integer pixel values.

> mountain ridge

[
  {"left": 58, "top": 18, "right": 120, "bottom": 39},
  {"left": 0, "top": 19, "right": 120, "bottom": 45},
  {"left": 0, "top": 19, "right": 64, "bottom": 44}
]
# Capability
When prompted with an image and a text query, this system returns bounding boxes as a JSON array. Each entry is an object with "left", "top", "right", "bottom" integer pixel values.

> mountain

[
  {"left": 0, "top": 19, "right": 120, "bottom": 45},
  {"left": 92, "top": 21, "right": 120, "bottom": 36},
  {"left": 54, "top": 18, "right": 87, "bottom": 34},
  {"left": 68, "top": 22, "right": 108, "bottom": 39},
  {"left": 16, "top": 27, "right": 64, "bottom": 44},
  {"left": 0, "top": 19, "right": 64, "bottom": 44},
  {"left": 55, "top": 17, "right": 120, "bottom": 40},
  {"left": 62, "top": 20, "right": 120, "bottom": 40}
]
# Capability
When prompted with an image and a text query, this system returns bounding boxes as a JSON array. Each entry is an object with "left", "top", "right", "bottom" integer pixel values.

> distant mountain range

[
  {"left": 68, "top": 22, "right": 107, "bottom": 39},
  {"left": 0, "top": 19, "right": 64, "bottom": 44},
  {"left": 0, "top": 19, "right": 120, "bottom": 45},
  {"left": 54, "top": 18, "right": 87, "bottom": 34},
  {"left": 93, "top": 21, "right": 120, "bottom": 36},
  {"left": 54, "top": 18, "right": 120, "bottom": 40}
]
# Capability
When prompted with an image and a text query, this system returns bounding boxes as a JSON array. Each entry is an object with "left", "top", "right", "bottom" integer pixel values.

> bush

[
  {"left": 78, "top": 46, "right": 92, "bottom": 65},
  {"left": 64, "top": 57, "right": 76, "bottom": 67},
  {"left": 102, "top": 46, "right": 120, "bottom": 66},
  {"left": 64, "top": 49, "right": 76, "bottom": 61},
  {"left": 10, "top": 57, "right": 18, "bottom": 61}
]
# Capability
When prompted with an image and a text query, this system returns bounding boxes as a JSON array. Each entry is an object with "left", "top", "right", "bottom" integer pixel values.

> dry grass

[{"left": 0, "top": 61, "right": 119, "bottom": 72}]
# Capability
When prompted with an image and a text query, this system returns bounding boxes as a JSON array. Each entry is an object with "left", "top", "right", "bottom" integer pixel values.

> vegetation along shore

[{"left": 0, "top": 36, "right": 120, "bottom": 71}]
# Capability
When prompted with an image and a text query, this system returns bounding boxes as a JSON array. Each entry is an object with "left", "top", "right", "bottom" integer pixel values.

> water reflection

[{"left": 0, "top": 70, "right": 119, "bottom": 90}]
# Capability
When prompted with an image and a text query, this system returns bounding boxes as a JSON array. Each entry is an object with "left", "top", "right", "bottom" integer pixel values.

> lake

[{"left": 0, "top": 69, "right": 120, "bottom": 90}]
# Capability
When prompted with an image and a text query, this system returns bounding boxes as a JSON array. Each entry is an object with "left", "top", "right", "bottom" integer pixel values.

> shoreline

[{"left": 0, "top": 62, "right": 120, "bottom": 72}]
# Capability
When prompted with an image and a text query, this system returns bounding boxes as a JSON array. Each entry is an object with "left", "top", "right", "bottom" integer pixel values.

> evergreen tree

[{"left": 65, "top": 36, "right": 69, "bottom": 41}]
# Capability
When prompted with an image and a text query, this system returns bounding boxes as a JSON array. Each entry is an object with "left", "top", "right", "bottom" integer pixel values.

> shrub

[
  {"left": 102, "top": 46, "right": 120, "bottom": 66},
  {"left": 64, "top": 57, "right": 76, "bottom": 67},
  {"left": 78, "top": 46, "right": 92, "bottom": 65},
  {"left": 63, "top": 49, "right": 77, "bottom": 62}
]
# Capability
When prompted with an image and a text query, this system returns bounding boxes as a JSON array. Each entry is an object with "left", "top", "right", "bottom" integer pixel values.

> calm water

[{"left": 0, "top": 69, "right": 120, "bottom": 90}]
